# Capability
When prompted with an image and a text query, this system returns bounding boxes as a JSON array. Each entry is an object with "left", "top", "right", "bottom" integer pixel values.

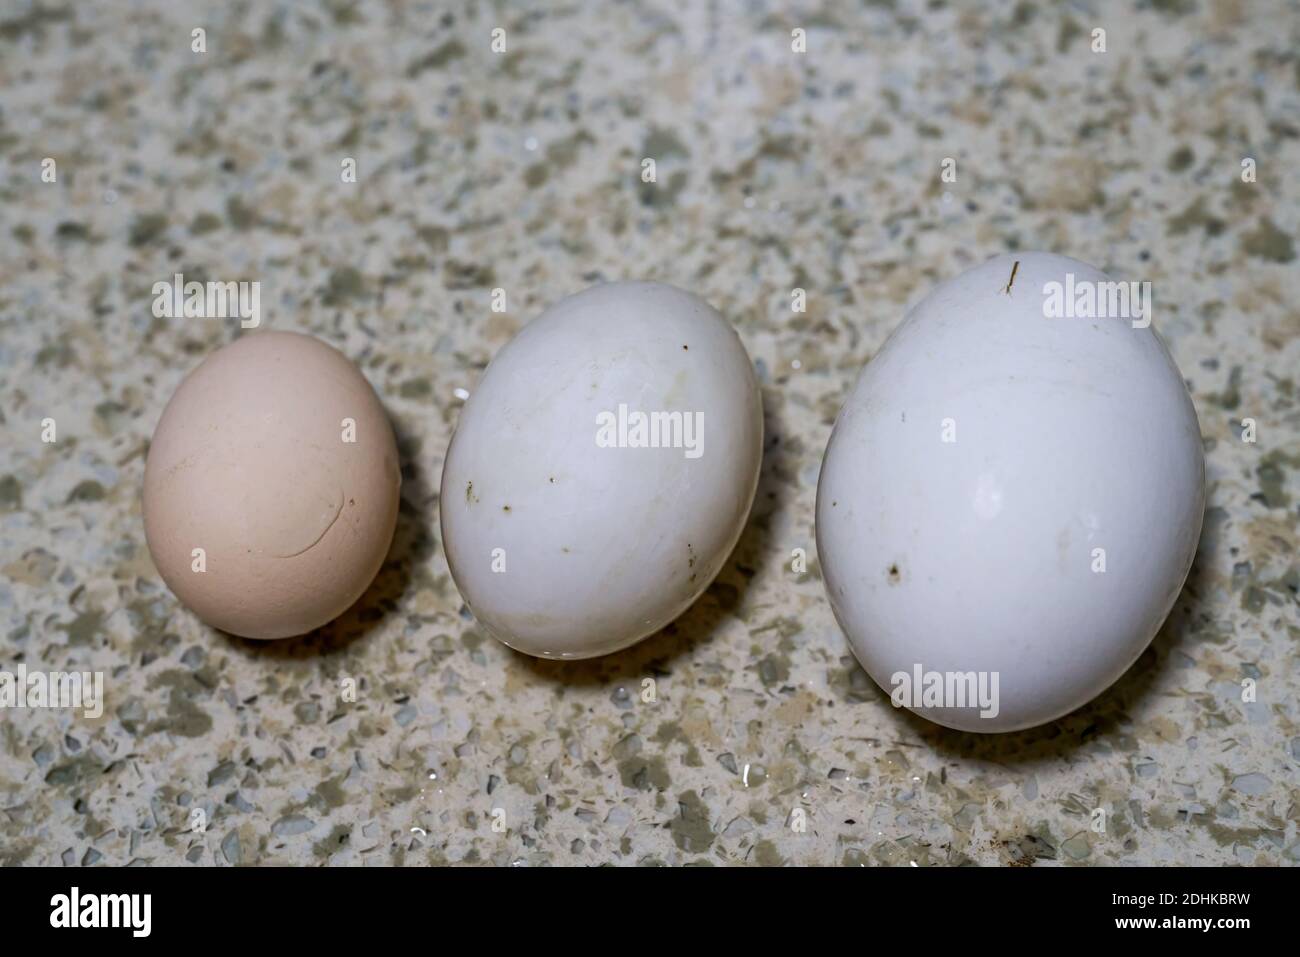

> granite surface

[{"left": 1, "top": 0, "right": 1298, "bottom": 866}]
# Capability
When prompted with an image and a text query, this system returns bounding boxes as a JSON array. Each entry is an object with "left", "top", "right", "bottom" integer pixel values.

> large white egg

[
  {"left": 816, "top": 252, "right": 1205, "bottom": 732},
  {"left": 440, "top": 281, "right": 763, "bottom": 659}
]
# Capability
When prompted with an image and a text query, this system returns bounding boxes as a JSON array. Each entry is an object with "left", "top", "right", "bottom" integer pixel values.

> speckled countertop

[{"left": 1, "top": 0, "right": 1298, "bottom": 866}]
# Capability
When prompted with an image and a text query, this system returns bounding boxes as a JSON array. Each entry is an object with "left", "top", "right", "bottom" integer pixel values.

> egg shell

[
  {"left": 816, "top": 252, "right": 1205, "bottom": 732},
  {"left": 143, "top": 331, "right": 401, "bottom": 639},
  {"left": 439, "top": 281, "right": 763, "bottom": 659}
]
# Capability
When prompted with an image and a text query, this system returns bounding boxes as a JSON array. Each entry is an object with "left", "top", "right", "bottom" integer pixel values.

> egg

[
  {"left": 143, "top": 331, "right": 401, "bottom": 639},
  {"left": 816, "top": 252, "right": 1205, "bottom": 732},
  {"left": 440, "top": 281, "right": 763, "bottom": 659}
]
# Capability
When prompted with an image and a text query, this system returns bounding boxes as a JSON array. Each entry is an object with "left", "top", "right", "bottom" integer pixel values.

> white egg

[
  {"left": 816, "top": 252, "right": 1205, "bottom": 732},
  {"left": 440, "top": 281, "right": 763, "bottom": 659}
]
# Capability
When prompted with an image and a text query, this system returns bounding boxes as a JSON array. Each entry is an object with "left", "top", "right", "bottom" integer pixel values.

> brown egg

[{"left": 143, "top": 331, "right": 401, "bottom": 639}]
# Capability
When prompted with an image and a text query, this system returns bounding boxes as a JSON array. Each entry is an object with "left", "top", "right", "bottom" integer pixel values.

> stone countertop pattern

[{"left": 0, "top": 0, "right": 1297, "bottom": 867}]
